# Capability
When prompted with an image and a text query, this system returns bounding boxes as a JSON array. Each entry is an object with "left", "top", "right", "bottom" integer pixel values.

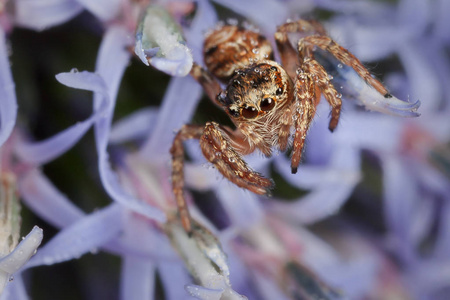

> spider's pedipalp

[
  {"left": 200, "top": 122, "right": 274, "bottom": 195},
  {"left": 290, "top": 71, "right": 318, "bottom": 173}
]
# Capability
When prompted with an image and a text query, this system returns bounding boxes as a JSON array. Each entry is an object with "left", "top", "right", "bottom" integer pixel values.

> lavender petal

[
  {"left": 139, "top": 76, "right": 202, "bottom": 158},
  {"left": 15, "top": 71, "right": 109, "bottom": 165},
  {"left": 184, "top": 0, "right": 218, "bottom": 63},
  {"left": 18, "top": 169, "right": 85, "bottom": 229},
  {"left": 109, "top": 107, "right": 158, "bottom": 144},
  {"left": 336, "top": 64, "right": 421, "bottom": 117},
  {"left": 15, "top": 0, "right": 83, "bottom": 30},
  {"left": 135, "top": 5, "right": 193, "bottom": 76},
  {"left": 0, "top": 226, "right": 43, "bottom": 273},
  {"left": 25, "top": 204, "right": 122, "bottom": 269},
  {"left": 159, "top": 263, "right": 194, "bottom": 300},
  {"left": 120, "top": 256, "right": 155, "bottom": 300},
  {"left": 0, "top": 28, "right": 17, "bottom": 148},
  {"left": 76, "top": 0, "right": 121, "bottom": 21},
  {"left": 213, "top": 0, "right": 287, "bottom": 34},
  {"left": 92, "top": 26, "right": 166, "bottom": 222}
]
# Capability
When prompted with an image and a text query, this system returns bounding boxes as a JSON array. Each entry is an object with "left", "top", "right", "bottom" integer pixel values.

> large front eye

[
  {"left": 242, "top": 105, "right": 258, "bottom": 119},
  {"left": 260, "top": 97, "right": 275, "bottom": 111}
]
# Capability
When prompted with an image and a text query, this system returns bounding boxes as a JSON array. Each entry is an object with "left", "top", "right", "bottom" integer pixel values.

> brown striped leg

[
  {"left": 200, "top": 122, "right": 274, "bottom": 195},
  {"left": 170, "top": 124, "right": 205, "bottom": 234},
  {"left": 302, "top": 58, "right": 342, "bottom": 132},
  {"left": 275, "top": 19, "right": 327, "bottom": 79},
  {"left": 278, "top": 107, "right": 294, "bottom": 152},
  {"left": 189, "top": 63, "right": 223, "bottom": 106},
  {"left": 298, "top": 35, "right": 391, "bottom": 97},
  {"left": 290, "top": 71, "right": 318, "bottom": 174}
]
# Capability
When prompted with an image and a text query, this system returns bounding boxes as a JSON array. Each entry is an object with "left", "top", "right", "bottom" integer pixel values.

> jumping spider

[{"left": 171, "top": 19, "right": 393, "bottom": 233}]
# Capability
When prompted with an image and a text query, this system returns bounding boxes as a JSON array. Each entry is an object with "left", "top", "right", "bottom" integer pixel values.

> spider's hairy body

[{"left": 171, "top": 20, "right": 391, "bottom": 233}]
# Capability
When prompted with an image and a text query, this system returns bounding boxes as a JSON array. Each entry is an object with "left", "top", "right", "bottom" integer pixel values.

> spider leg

[
  {"left": 290, "top": 71, "right": 319, "bottom": 174},
  {"left": 201, "top": 122, "right": 274, "bottom": 195},
  {"left": 171, "top": 122, "right": 273, "bottom": 234},
  {"left": 275, "top": 19, "right": 326, "bottom": 78},
  {"left": 189, "top": 62, "right": 223, "bottom": 106},
  {"left": 299, "top": 35, "right": 391, "bottom": 97},
  {"left": 171, "top": 124, "right": 205, "bottom": 234},
  {"left": 303, "top": 58, "right": 342, "bottom": 132}
]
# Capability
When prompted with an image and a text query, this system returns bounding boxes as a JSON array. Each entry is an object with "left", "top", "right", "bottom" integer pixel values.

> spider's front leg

[
  {"left": 201, "top": 122, "right": 274, "bottom": 195},
  {"left": 171, "top": 123, "right": 273, "bottom": 234}
]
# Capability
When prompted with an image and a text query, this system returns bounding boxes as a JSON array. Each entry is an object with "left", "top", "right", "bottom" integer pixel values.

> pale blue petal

[
  {"left": 0, "top": 28, "right": 17, "bottom": 148},
  {"left": 139, "top": 76, "right": 202, "bottom": 158},
  {"left": 215, "top": 184, "right": 264, "bottom": 229},
  {"left": 109, "top": 107, "right": 158, "bottom": 144},
  {"left": 185, "top": 285, "right": 223, "bottom": 300},
  {"left": 159, "top": 262, "right": 195, "bottom": 300},
  {"left": 15, "top": 71, "right": 109, "bottom": 165},
  {"left": 335, "top": 63, "right": 420, "bottom": 117},
  {"left": 434, "top": 200, "right": 450, "bottom": 258},
  {"left": 435, "top": 0, "right": 450, "bottom": 43},
  {"left": 381, "top": 155, "right": 418, "bottom": 263},
  {"left": 103, "top": 211, "right": 177, "bottom": 261},
  {"left": 397, "top": 0, "right": 431, "bottom": 35},
  {"left": 25, "top": 204, "right": 123, "bottom": 269},
  {"left": 0, "top": 273, "right": 28, "bottom": 300},
  {"left": 184, "top": 0, "right": 218, "bottom": 63},
  {"left": 18, "top": 169, "right": 85, "bottom": 229},
  {"left": 397, "top": 43, "right": 441, "bottom": 112},
  {"left": 272, "top": 150, "right": 360, "bottom": 224},
  {"left": 120, "top": 256, "right": 155, "bottom": 300},
  {"left": 92, "top": 26, "right": 166, "bottom": 222},
  {"left": 0, "top": 226, "right": 43, "bottom": 274},
  {"left": 76, "top": 0, "right": 121, "bottom": 21},
  {"left": 213, "top": 0, "right": 287, "bottom": 34},
  {"left": 15, "top": 0, "right": 83, "bottom": 30},
  {"left": 135, "top": 5, "right": 193, "bottom": 76}
]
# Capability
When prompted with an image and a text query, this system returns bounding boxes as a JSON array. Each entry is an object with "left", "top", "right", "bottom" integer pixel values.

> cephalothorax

[{"left": 171, "top": 20, "right": 393, "bottom": 233}]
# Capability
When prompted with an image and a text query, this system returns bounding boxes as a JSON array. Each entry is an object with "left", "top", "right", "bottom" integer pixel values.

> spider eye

[
  {"left": 276, "top": 87, "right": 283, "bottom": 96},
  {"left": 260, "top": 97, "right": 275, "bottom": 111},
  {"left": 228, "top": 107, "right": 240, "bottom": 117},
  {"left": 242, "top": 106, "right": 258, "bottom": 119}
]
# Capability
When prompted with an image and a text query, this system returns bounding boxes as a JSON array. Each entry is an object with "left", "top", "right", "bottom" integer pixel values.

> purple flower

[{"left": 2, "top": 0, "right": 450, "bottom": 299}]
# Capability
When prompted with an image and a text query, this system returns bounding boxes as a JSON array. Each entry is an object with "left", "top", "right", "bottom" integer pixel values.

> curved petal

[
  {"left": 19, "top": 169, "right": 85, "bottom": 229},
  {"left": 135, "top": 5, "right": 193, "bottom": 76},
  {"left": 335, "top": 63, "right": 421, "bottom": 117},
  {"left": 0, "top": 226, "right": 43, "bottom": 274},
  {"left": 15, "top": 71, "right": 109, "bottom": 165},
  {"left": 25, "top": 204, "right": 122, "bottom": 269},
  {"left": 92, "top": 26, "right": 166, "bottom": 222},
  {"left": 0, "top": 28, "right": 17, "bottom": 148},
  {"left": 15, "top": 0, "right": 83, "bottom": 30}
]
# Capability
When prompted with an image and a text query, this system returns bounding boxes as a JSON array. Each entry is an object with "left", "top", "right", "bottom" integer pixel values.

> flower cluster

[{"left": 0, "top": 0, "right": 449, "bottom": 299}]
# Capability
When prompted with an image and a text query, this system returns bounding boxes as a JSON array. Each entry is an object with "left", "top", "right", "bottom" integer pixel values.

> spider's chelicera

[{"left": 171, "top": 20, "right": 393, "bottom": 233}]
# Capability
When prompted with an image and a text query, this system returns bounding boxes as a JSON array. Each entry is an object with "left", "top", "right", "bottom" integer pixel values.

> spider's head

[{"left": 217, "top": 61, "right": 293, "bottom": 122}]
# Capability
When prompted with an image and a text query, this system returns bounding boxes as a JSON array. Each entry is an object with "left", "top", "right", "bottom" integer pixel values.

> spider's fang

[{"left": 291, "top": 167, "right": 298, "bottom": 174}]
